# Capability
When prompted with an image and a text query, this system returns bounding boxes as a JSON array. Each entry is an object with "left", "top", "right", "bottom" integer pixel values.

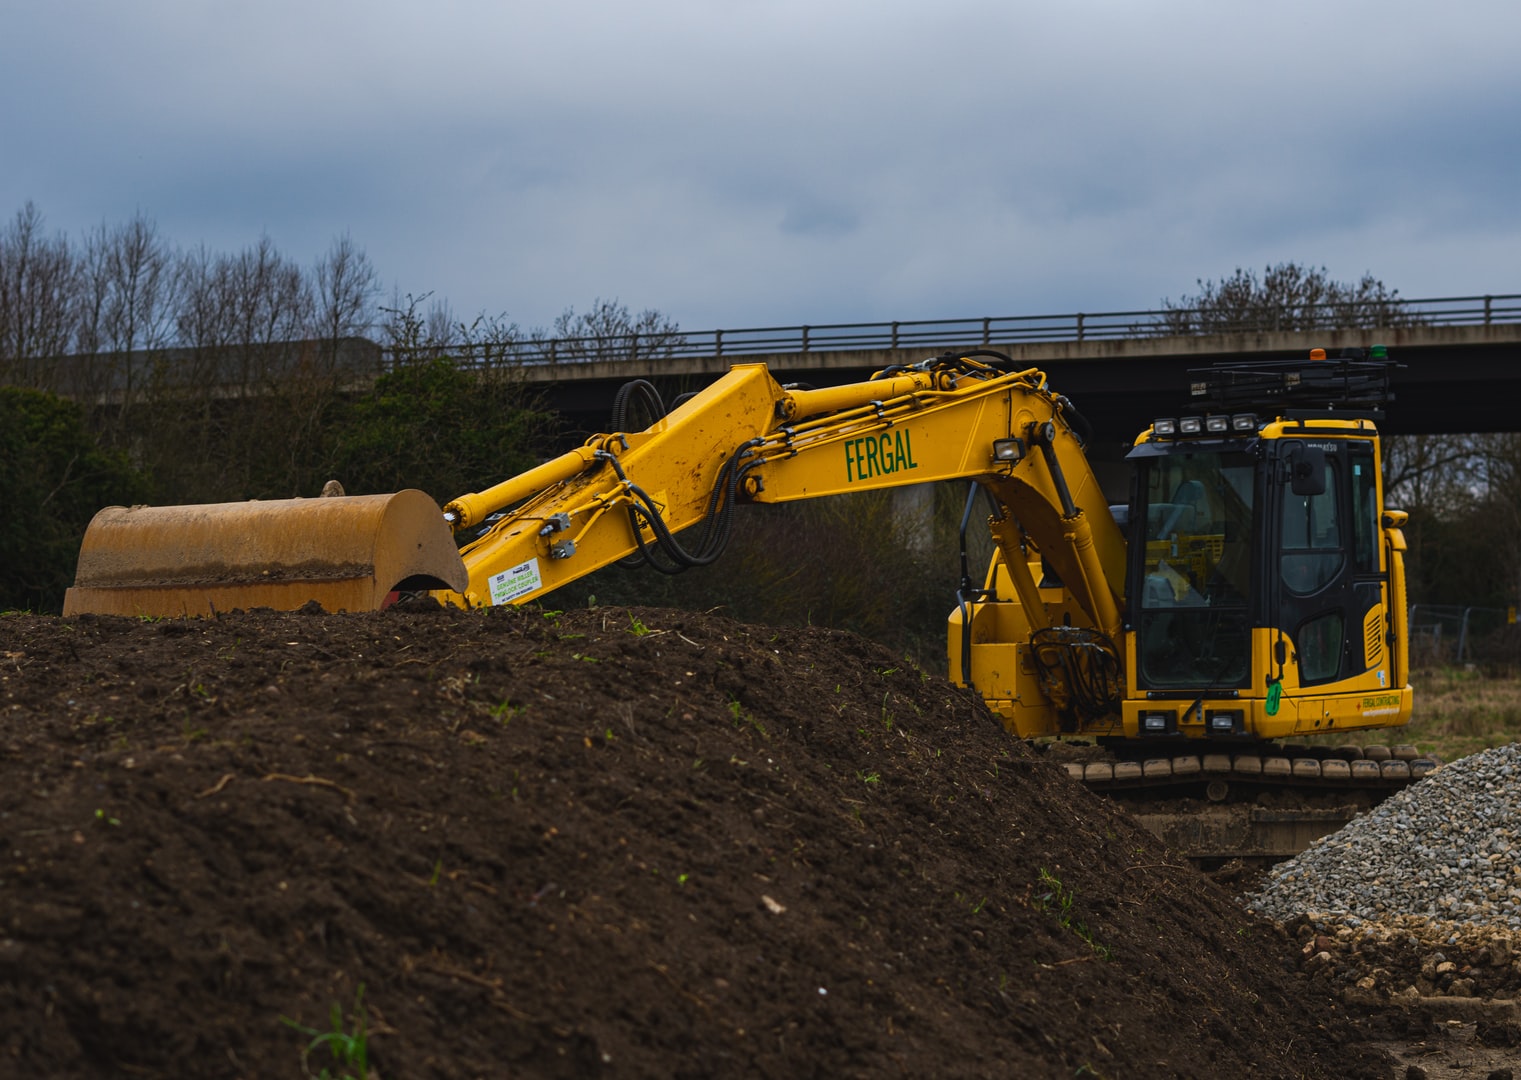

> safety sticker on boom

[{"left": 489, "top": 558, "right": 543, "bottom": 605}]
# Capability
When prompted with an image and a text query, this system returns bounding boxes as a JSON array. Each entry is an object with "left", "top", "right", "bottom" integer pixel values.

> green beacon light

[{"left": 1370, "top": 344, "right": 1389, "bottom": 360}]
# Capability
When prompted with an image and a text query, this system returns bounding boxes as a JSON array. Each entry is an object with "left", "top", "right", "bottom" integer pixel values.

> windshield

[{"left": 1133, "top": 449, "right": 1255, "bottom": 689}]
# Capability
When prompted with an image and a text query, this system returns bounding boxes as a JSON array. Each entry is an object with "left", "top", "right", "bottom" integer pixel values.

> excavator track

[
  {"left": 1050, "top": 743, "right": 1441, "bottom": 870},
  {"left": 1067, "top": 742, "right": 1438, "bottom": 795}
]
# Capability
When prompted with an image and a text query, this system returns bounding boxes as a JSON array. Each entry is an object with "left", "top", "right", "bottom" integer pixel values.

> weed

[
  {"left": 626, "top": 611, "right": 651, "bottom": 636},
  {"left": 1035, "top": 868, "right": 1074, "bottom": 922},
  {"left": 428, "top": 860, "right": 442, "bottom": 887},
  {"left": 94, "top": 808, "right": 121, "bottom": 827},
  {"left": 281, "top": 983, "right": 371, "bottom": 1080},
  {"left": 1034, "top": 868, "right": 1110, "bottom": 960},
  {"left": 726, "top": 697, "right": 768, "bottom": 737},
  {"left": 856, "top": 770, "right": 881, "bottom": 785},
  {"left": 953, "top": 890, "right": 988, "bottom": 915},
  {"left": 490, "top": 700, "right": 523, "bottom": 724},
  {"left": 570, "top": 652, "right": 599, "bottom": 663}
]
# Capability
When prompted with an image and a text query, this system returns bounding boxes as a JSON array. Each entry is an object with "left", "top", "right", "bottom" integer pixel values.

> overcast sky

[{"left": 4, "top": 0, "right": 1518, "bottom": 334}]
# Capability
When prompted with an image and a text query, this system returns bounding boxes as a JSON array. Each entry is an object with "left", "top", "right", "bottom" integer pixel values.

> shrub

[{"left": 0, "top": 387, "right": 148, "bottom": 611}]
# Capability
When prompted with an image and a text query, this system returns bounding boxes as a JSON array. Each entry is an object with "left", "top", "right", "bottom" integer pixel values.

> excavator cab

[{"left": 1118, "top": 355, "right": 1411, "bottom": 744}]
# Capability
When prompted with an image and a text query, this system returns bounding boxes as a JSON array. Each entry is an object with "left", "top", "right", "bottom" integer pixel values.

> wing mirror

[{"left": 1289, "top": 445, "right": 1326, "bottom": 497}]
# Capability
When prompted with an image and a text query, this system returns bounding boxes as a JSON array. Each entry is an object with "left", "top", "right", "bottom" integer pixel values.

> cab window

[{"left": 1280, "top": 458, "right": 1342, "bottom": 595}]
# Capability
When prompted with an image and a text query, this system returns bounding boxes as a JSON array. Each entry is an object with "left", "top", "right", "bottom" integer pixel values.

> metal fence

[
  {"left": 1409, "top": 604, "right": 1517, "bottom": 666},
  {"left": 386, "top": 293, "right": 1521, "bottom": 369}
]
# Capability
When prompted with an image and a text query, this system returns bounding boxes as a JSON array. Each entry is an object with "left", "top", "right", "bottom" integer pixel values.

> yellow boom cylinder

[{"left": 442, "top": 446, "right": 600, "bottom": 529}]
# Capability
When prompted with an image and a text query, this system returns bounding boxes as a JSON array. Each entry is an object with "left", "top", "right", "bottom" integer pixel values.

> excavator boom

[{"left": 435, "top": 359, "right": 1123, "bottom": 641}]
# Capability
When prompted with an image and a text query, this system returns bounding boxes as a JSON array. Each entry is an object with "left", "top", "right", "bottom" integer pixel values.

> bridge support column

[{"left": 893, "top": 482, "right": 936, "bottom": 553}]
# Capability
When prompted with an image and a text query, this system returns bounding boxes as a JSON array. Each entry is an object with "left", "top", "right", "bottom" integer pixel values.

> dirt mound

[{"left": 0, "top": 605, "right": 1390, "bottom": 1078}]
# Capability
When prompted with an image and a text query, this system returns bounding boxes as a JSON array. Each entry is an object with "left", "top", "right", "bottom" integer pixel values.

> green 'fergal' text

[{"left": 844, "top": 429, "right": 918, "bottom": 483}]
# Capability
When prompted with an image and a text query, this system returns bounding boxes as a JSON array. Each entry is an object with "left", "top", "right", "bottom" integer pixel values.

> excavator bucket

[{"left": 62, "top": 489, "right": 470, "bottom": 618}]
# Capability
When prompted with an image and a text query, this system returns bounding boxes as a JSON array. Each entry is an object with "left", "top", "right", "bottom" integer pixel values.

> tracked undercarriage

[{"left": 1046, "top": 741, "right": 1441, "bottom": 870}]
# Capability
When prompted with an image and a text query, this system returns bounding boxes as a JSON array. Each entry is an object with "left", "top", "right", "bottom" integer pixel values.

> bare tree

[
  {"left": 379, "top": 290, "right": 535, "bottom": 373},
  {"left": 1466, "top": 434, "right": 1521, "bottom": 609},
  {"left": 225, "top": 235, "right": 313, "bottom": 386},
  {"left": 150, "top": 237, "right": 325, "bottom": 499},
  {"left": 378, "top": 290, "right": 470, "bottom": 361},
  {"left": 1157, "top": 264, "right": 1417, "bottom": 335},
  {"left": 174, "top": 244, "right": 236, "bottom": 352},
  {"left": 73, "top": 213, "right": 179, "bottom": 437},
  {"left": 535, "top": 297, "right": 684, "bottom": 364},
  {"left": 0, "top": 203, "right": 78, "bottom": 388},
  {"left": 313, "top": 234, "right": 379, "bottom": 372},
  {"left": 1383, "top": 434, "right": 1481, "bottom": 519}
]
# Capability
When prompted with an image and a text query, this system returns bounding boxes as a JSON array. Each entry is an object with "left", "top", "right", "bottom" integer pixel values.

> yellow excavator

[{"left": 65, "top": 348, "right": 1422, "bottom": 801}]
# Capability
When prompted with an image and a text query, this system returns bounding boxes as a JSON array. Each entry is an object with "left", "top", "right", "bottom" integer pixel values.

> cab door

[{"left": 1272, "top": 438, "right": 1384, "bottom": 687}]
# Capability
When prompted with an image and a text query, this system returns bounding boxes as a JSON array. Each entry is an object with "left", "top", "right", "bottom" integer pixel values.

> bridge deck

[{"left": 525, "top": 323, "right": 1521, "bottom": 440}]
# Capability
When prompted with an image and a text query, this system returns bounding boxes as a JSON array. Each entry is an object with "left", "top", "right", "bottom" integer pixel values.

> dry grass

[{"left": 1404, "top": 666, "right": 1521, "bottom": 760}]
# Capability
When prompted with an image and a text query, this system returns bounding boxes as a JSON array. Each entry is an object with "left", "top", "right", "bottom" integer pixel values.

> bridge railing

[{"left": 385, "top": 293, "right": 1521, "bottom": 369}]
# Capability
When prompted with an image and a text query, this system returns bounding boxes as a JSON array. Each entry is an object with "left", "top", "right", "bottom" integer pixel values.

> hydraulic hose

[
  {"left": 610, "top": 379, "right": 667, "bottom": 432},
  {"left": 600, "top": 441, "right": 762, "bottom": 574}
]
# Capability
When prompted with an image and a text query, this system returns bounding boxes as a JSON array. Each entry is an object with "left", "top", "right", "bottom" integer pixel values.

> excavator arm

[{"left": 442, "top": 354, "right": 1127, "bottom": 644}]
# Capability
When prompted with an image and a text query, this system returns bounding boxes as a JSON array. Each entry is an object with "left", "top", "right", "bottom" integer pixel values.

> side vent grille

[{"left": 1363, "top": 606, "right": 1384, "bottom": 668}]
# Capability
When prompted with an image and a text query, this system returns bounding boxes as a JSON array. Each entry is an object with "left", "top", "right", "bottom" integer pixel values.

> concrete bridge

[
  {"left": 44, "top": 294, "right": 1521, "bottom": 444},
  {"left": 511, "top": 319, "right": 1521, "bottom": 445}
]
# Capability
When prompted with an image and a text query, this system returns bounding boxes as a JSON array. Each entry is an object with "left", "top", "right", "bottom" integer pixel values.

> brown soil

[{"left": 0, "top": 603, "right": 1403, "bottom": 1078}]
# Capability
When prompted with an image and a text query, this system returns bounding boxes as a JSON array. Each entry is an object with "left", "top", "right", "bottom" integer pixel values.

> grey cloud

[{"left": 2, "top": 0, "right": 1518, "bottom": 330}]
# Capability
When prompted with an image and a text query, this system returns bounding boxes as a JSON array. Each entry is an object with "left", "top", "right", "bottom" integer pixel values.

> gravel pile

[{"left": 1247, "top": 743, "right": 1521, "bottom": 929}]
